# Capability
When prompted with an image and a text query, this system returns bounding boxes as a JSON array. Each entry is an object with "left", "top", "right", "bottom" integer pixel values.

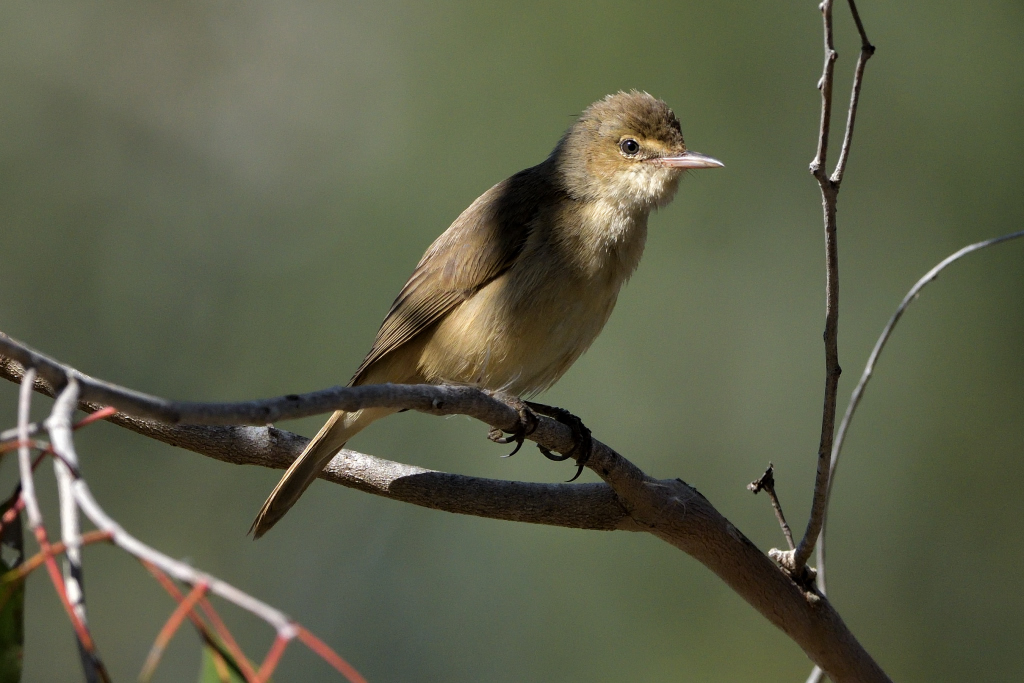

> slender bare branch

[
  {"left": 831, "top": 1, "right": 875, "bottom": 186},
  {"left": 809, "top": 0, "right": 837, "bottom": 182},
  {"left": 814, "top": 228, "right": 1024, "bottom": 595},
  {"left": 16, "top": 369, "right": 41, "bottom": 529},
  {"left": 846, "top": 0, "right": 871, "bottom": 47},
  {"left": 48, "top": 381, "right": 104, "bottom": 682},
  {"left": 789, "top": 0, "right": 873, "bottom": 574}
]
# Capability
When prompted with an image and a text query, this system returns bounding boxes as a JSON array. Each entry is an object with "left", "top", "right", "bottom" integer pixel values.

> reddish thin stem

[
  {"left": 141, "top": 562, "right": 259, "bottom": 683},
  {"left": 0, "top": 439, "right": 50, "bottom": 454},
  {"left": 197, "top": 596, "right": 260, "bottom": 683},
  {"left": 140, "top": 562, "right": 248, "bottom": 680},
  {"left": 33, "top": 526, "right": 96, "bottom": 652},
  {"left": 0, "top": 496, "right": 24, "bottom": 528},
  {"left": 255, "top": 631, "right": 293, "bottom": 683},
  {"left": 73, "top": 406, "right": 118, "bottom": 429},
  {"left": 140, "top": 580, "right": 209, "bottom": 681},
  {"left": 2, "top": 529, "right": 112, "bottom": 583},
  {"left": 296, "top": 626, "right": 368, "bottom": 683}
]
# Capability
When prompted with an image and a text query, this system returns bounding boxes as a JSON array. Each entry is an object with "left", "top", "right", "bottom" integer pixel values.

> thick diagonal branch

[
  {"left": 0, "top": 354, "right": 634, "bottom": 531},
  {"left": 0, "top": 336, "right": 890, "bottom": 681}
]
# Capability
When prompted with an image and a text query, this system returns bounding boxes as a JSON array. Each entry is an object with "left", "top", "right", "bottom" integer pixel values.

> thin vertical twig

[
  {"left": 15, "top": 373, "right": 100, "bottom": 661},
  {"left": 49, "top": 380, "right": 107, "bottom": 682},
  {"left": 16, "top": 370, "right": 41, "bottom": 529},
  {"left": 786, "top": 0, "right": 875, "bottom": 575},
  {"left": 810, "top": 1, "right": 838, "bottom": 183}
]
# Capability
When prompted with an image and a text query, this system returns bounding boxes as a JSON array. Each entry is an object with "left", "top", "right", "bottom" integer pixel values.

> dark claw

[
  {"left": 527, "top": 402, "right": 593, "bottom": 481},
  {"left": 538, "top": 444, "right": 572, "bottom": 461},
  {"left": 487, "top": 427, "right": 525, "bottom": 457},
  {"left": 487, "top": 399, "right": 539, "bottom": 457}
]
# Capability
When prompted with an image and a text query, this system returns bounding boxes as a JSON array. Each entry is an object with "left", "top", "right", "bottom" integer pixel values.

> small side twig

[
  {"left": 747, "top": 464, "right": 795, "bottom": 551},
  {"left": 141, "top": 562, "right": 257, "bottom": 682},
  {"left": 831, "top": 0, "right": 876, "bottom": 186}
]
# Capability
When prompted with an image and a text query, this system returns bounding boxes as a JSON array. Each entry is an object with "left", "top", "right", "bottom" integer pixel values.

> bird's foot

[
  {"left": 487, "top": 396, "right": 539, "bottom": 458},
  {"left": 525, "top": 402, "right": 593, "bottom": 482}
]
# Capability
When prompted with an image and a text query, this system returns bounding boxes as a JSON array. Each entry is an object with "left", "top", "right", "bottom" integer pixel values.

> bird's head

[{"left": 552, "top": 91, "right": 723, "bottom": 210}]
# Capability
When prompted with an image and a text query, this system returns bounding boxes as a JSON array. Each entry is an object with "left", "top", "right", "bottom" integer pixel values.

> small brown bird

[{"left": 251, "top": 91, "right": 723, "bottom": 538}]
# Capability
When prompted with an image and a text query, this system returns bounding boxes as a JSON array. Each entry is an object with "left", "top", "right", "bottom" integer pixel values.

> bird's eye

[{"left": 619, "top": 138, "right": 640, "bottom": 156}]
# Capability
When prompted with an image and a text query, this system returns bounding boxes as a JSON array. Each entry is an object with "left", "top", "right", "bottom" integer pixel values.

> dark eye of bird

[{"left": 619, "top": 138, "right": 640, "bottom": 156}]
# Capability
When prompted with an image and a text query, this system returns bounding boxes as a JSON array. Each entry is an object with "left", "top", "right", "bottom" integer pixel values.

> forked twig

[
  {"left": 784, "top": 0, "right": 875, "bottom": 576},
  {"left": 799, "top": 9, "right": 1023, "bottom": 683}
]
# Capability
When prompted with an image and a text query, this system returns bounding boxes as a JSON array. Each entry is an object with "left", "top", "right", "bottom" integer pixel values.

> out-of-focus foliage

[
  {"left": 0, "top": 1, "right": 1021, "bottom": 681},
  {"left": 0, "top": 499, "right": 24, "bottom": 683},
  {"left": 197, "top": 647, "right": 245, "bottom": 683}
]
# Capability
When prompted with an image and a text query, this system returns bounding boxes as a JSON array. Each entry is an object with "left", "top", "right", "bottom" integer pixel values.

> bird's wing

[{"left": 350, "top": 167, "right": 557, "bottom": 385}]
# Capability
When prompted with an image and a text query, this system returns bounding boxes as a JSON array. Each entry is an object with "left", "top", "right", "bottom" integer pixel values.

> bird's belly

[{"left": 417, "top": 268, "right": 619, "bottom": 396}]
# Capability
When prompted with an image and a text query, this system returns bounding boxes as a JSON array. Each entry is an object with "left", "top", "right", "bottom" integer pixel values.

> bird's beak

[{"left": 647, "top": 151, "right": 724, "bottom": 169}]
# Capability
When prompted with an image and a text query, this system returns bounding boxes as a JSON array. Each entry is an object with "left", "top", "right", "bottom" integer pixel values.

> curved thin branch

[
  {"left": 805, "top": 230, "right": 1024, "bottom": 683},
  {"left": 816, "top": 228, "right": 1024, "bottom": 585}
]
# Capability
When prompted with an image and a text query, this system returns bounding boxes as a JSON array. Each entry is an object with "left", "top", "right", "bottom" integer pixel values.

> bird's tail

[{"left": 250, "top": 407, "right": 395, "bottom": 539}]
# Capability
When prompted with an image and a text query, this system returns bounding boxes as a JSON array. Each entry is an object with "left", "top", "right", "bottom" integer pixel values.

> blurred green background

[{"left": 1, "top": 1, "right": 1022, "bottom": 681}]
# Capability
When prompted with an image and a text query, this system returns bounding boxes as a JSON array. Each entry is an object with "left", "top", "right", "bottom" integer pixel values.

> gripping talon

[
  {"left": 527, "top": 402, "right": 593, "bottom": 479},
  {"left": 504, "top": 433, "right": 525, "bottom": 458},
  {"left": 487, "top": 427, "right": 526, "bottom": 457},
  {"left": 538, "top": 444, "right": 572, "bottom": 462},
  {"left": 487, "top": 399, "right": 538, "bottom": 457}
]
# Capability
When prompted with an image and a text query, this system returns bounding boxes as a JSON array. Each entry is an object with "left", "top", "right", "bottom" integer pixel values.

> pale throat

[
  {"left": 568, "top": 197, "right": 650, "bottom": 282},
  {"left": 568, "top": 166, "right": 679, "bottom": 281}
]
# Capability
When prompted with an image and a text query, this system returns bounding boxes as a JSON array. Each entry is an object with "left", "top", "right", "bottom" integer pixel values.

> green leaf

[
  {"left": 197, "top": 646, "right": 246, "bottom": 683},
  {"left": 0, "top": 494, "right": 24, "bottom": 683}
]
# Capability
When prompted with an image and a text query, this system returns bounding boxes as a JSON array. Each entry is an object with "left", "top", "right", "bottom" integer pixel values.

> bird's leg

[
  {"left": 525, "top": 402, "right": 593, "bottom": 482},
  {"left": 487, "top": 395, "right": 539, "bottom": 458}
]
